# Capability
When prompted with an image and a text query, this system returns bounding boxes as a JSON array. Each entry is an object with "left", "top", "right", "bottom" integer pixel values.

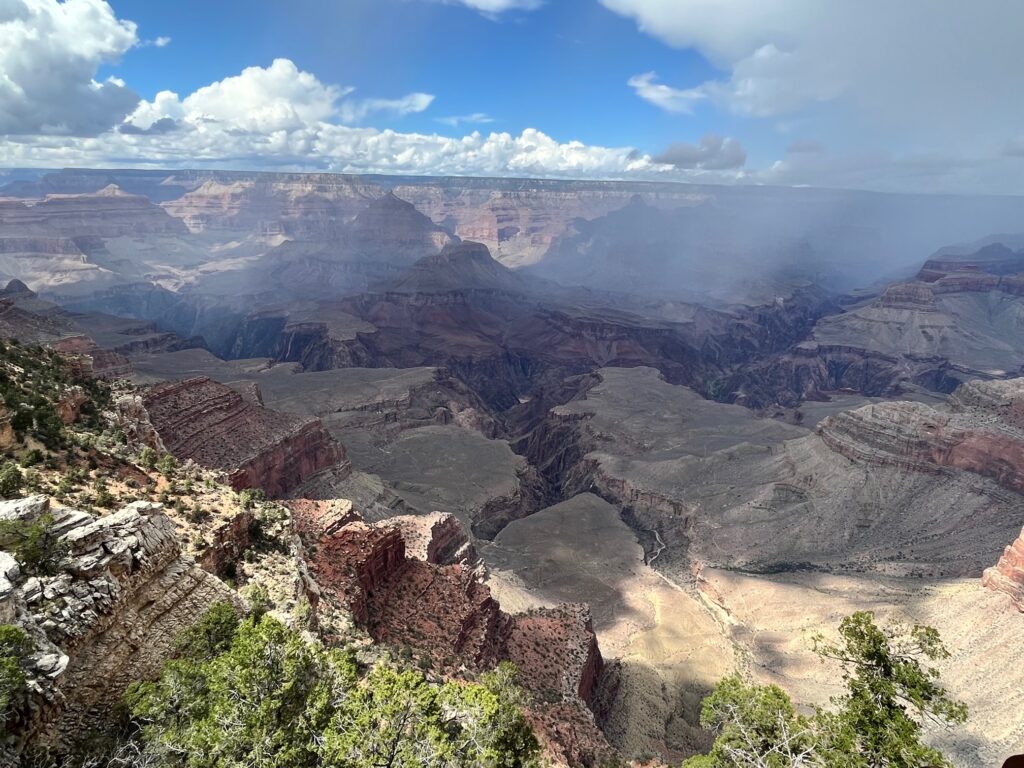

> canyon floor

[{"left": 130, "top": 350, "right": 1024, "bottom": 766}]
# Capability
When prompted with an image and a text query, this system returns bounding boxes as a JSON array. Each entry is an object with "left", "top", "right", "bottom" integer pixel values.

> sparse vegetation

[
  {"left": 0, "top": 514, "right": 67, "bottom": 576},
  {"left": 683, "top": 611, "right": 967, "bottom": 768},
  {"left": 0, "top": 461, "right": 23, "bottom": 498},
  {"left": 0, "top": 625, "right": 34, "bottom": 734}
]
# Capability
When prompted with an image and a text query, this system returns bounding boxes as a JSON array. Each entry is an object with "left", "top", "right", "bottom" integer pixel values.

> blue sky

[
  {"left": 109, "top": 0, "right": 739, "bottom": 157},
  {"left": 3, "top": 0, "right": 1024, "bottom": 193}
]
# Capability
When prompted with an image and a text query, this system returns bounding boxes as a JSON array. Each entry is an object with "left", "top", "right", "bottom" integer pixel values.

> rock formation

[
  {"left": 726, "top": 244, "right": 1024, "bottom": 407},
  {"left": 294, "top": 508, "right": 613, "bottom": 765},
  {"left": 983, "top": 529, "right": 1024, "bottom": 610},
  {"left": 819, "top": 379, "right": 1024, "bottom": 496},
  {"left": 390, "top": 511, "right": 478, "bottom": 565},
  {"left": 142, "top": 377, "right": 347, "bottom": 497},
  {"left": 0, "top": 497, "right": 235, "bottom": 753}
]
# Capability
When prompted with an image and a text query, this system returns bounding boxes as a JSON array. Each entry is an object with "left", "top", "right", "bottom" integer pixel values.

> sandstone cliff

[
  {"left": 142, "top": 377, "right": 347, "bottom": 497},
  {"left": 294, "top": 508, "right": 613, "bottom": 765},
  {"left": 983, "top": 529, "right": 1024, "bottom": 610}
]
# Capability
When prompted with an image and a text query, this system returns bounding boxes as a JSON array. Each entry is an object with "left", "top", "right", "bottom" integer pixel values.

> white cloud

[
  {"left": 0, "top": 122, "right": 671, "bottom": 180},
  {"left": 654, "top": 134, "right": 746, "bottom": 170},
  {"left": 440, "top": 0, "right": 543, "bottom": 14},
  {"left": 0, "top": 0, "right": 140, "bottom": 135},
  {"left": 627, "top": 72, "right": 705, "bottom": 114},
  {"left": 127, "top": 60, "right": 432, "bottom": 133},
  {"left": 607, "top": 0, "right": 1024, "bottom": 143},
  {"left": 173, "top": 58, "right": 346, "bottom": 132},
  {"left": 437, "top": 112, "right": 494, "bottom": 128},
  {"left": 338, "top": 92, "right": 435, "bottom": 124},
  {"left": 138, "top": 35, "right": 171, "bottom": 48}
]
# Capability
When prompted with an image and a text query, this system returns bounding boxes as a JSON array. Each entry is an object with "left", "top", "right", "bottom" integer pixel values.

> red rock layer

[
  {"left": 142, "top": 377, "right": 346, "bottom": 497},
  {"left": 819, "top": 391, "right": 1024, "bottom": 496},
  {"left": 297, "top": 510, "right": 614, "bottom": 765},
  {"left": 51, "top": 335, "right": 133, "bottom": 380},
  {"left": 983, "top": 529, "right": 1024, "bottom": 610}
]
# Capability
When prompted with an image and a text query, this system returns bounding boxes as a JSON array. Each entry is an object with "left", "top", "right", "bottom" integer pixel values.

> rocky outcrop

[
  {"left": 819, "top": 379, "right": 1024, "bottom": 496},
  {"left": 296, "top": 508, "right": 613, "bottom": 764},
  {"left": 0, "top": 186, "right": 187, "bottom": 238},
  {"left": 305, "top": 520, "right": 406, "bottom": 626},
  {"left": 197, "top": 511, "right": 257, "bottom": 579},
  {"left": 0, "top": 497, "right": 235, "bottom": 754},
  {"left": 50, "top": 335, "right": 133, "bottom": 380},
  {"left": 506, "top": 604, "right": 604, "bottom": 705},
  {"left": 142, "top": 377, "right": 347, "bottom": 497},
  {"left": 390, "top": 512, "right": 478, "bottom": 566},
  {"left": 983, "top": 529, "right": 1024, "bottom": 610},
  {"left": 918, "top": 243, "right": 1024, "bottom": 281}
]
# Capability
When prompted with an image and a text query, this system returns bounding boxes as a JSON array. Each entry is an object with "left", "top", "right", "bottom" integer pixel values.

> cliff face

[
  {"left": 0, "top": 186, "right": 187, "bottom": 238},
  {"left": 390, "top": 511, "right": 478, "bottom": 566},
  {"left": 294, "top": 508, "right": 613, "bottom": 765},
  {"left": 160, "top": 178, "right": 378, "bottom": 235},
  {"left": 722, "top": 243, "right": 1024, "bottom": 408},
  {"left": 0, "top": 497, "right": 235, "bottom": 754},
  {"left": 142, "top": 377, "right": 347, "bottom": 497},
  {"left": 983, "top": 529, "right": 1024, "bottom": 610},
  {"left": 819, "top": 379, "right": 1024, "bottom": 496}
]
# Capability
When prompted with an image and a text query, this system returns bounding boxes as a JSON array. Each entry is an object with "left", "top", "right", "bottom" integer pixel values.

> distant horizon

[{"left": 7, "top": 165, "right": 1024, "bottom": 202}]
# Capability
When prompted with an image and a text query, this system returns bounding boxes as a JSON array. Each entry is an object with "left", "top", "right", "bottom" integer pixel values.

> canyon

[{"left": 3, "top": 167, "right": 1024, "bottom": 765}]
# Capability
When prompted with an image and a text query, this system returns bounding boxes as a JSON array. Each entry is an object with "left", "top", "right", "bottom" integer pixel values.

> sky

[{"left": 1, "top": 0, "right": 1024, "bottom": 194}]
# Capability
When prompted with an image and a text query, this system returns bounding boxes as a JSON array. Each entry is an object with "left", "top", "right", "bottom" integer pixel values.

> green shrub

[
  {"left": 156, "top": 454, "right": 177, "bottom": 479},
  {"left": 0, "top": 514, "right": 67, "bottom": 576},
  {"left": 138, "top": 446, "right": 158, "bottom": 470},
  {"left": 125, "top": 610, "right": 540, "bottom": 768},
  {"left": 684, "top": 612, "right": 967, "bottom": 768},
  {"left": 0, "top": 625, "right": 34, "bottom": 732},
  {"left": 0, "top": 462, "right": 23, "bottom": 498},
  {"left": 238, "top": 487, "right": 266, "bottom": 510}
]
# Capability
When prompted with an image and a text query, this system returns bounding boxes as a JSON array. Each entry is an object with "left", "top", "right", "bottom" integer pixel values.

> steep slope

[
  {"left": 530, "top": 367, "right": 1024, "bottom": 579},
  {"left": 141, "top": 377, "right": 347, "bottom": 496},
  {"left": 724, "top": 242, "right": 1024, "bottom": 407},
  {"left": 3, "top": 498, "right": 235, "bottom": 753}
]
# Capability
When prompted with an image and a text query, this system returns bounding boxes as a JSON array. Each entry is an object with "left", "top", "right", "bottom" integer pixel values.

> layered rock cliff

[
  {"left": 294, "top": 508, "right": 613, "bottom": 765},
  {"left": 1, "top": 497, "right": 235, "bottom": 754},
  {"left": 819, "top": 379, "right": 1024, "bottom": 496},
  {"left": 983, "top": 529, "right": 1024, "bottom": 610},
  {"left": 0, "top": 186, "right": 187, "bottom": 239},
  {"left": 142, "top": 377, "right": 347, "bottom": 496}
]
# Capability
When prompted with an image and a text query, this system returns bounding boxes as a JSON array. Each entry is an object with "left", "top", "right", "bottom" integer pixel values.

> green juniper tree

[{"left": 684, "top": 611, "right": 967, "bottom": 768}]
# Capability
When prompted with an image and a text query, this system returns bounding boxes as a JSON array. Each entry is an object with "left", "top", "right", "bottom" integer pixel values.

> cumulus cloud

[
  {"left": 437, "top": 113, "right": 495, "bottom": 128},
  {"left": 627, "top": 72, "right": 705, "bottom": 114},
  {"left": 126, "top": 60, "right": 432, "bottom": 133},
  {"left": 127, "top": 59, "right": 349, "bottom": 133},
  {"left": 0, "top": 122, "right": 668, "bottom": 180},
  {"left": 0, "top": 0, "right": 140, "bottom": 135},
  {"left": 654, "top": 134, "right": 746, "bottom": 170}
]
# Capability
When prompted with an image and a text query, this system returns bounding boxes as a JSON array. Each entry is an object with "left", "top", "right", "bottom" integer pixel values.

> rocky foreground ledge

[
  {"left": 0, "top": 496, "right": 234, "bottom": 755},
  {"left": 288, "top": 500, "right": 615, "bottom": 766}
]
